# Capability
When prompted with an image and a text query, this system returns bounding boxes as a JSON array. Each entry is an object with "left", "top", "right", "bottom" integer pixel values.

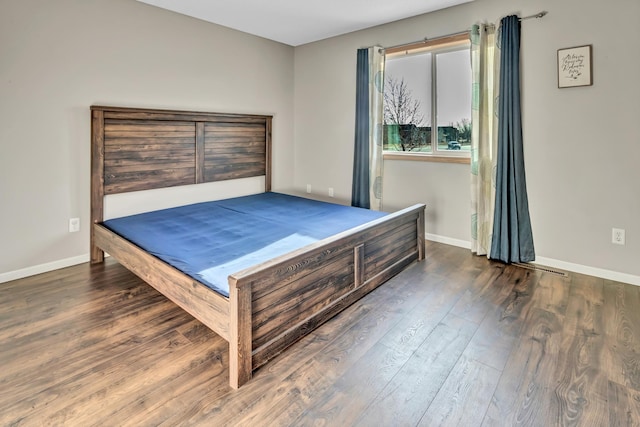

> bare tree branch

[
  {"left": 383, "top": 76, "right": 428, "bottom": 151},
  {"left": 383, "top": 76, "right": 425, "bottom": 126}
]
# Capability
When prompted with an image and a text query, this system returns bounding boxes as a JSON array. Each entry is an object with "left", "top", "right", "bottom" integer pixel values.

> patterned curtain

[
  {"left": 490, "top": 15, "right": 535, "bottom": 262},
  {"left": 470, "top": 23, "right": 499, "bottom": 256},
  {"left": 351, "top": 47, "right": 384, "bottom": 210},
  {"left": 369, "top": 47, "right": 385, "bottom": 211}
]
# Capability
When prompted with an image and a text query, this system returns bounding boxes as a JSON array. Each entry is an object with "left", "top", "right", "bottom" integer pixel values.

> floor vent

[{"left": 513, "top": 262, "right": 569, "bottom": 277}]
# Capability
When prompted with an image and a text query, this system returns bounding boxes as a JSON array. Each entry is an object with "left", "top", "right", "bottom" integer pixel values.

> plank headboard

[{"left": 90, "top": 105, "right": 273, "bottom": 262}]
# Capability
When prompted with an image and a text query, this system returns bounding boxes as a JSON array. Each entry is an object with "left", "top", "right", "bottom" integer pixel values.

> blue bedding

[{"left": 103, "top": 192, "right": 387, "bottom": 297}]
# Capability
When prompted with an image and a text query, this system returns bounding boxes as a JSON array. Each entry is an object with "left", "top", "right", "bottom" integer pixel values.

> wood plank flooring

[{"left": 1, "top": 241, "right": 638, "bottom": 426}]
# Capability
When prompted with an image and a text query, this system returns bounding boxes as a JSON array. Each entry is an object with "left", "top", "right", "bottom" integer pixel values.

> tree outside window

[{"left": 383, "top": 37, "right": 471, "bottom": 157}]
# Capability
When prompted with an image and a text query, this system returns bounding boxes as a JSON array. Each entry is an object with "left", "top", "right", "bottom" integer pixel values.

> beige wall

[
  {"left": 2, "top": 0, "right": 639, "bottom": 284},
  {"left": 294, "top": 0, "right": 640, "bottom": 280},
  {"left": 0, "top": 0, "right": 295, "bottom": 276}
]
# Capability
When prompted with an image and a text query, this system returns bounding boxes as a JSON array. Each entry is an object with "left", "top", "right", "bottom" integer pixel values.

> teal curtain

[
  {"left": 490, "top": 15, "right": 535, "bottom": 263},
  {"left": 352, "top": 47, "right": 385, "bottom": 210},
  {"left": 352, "top": 48, "right": 370, "bottom": 208}
]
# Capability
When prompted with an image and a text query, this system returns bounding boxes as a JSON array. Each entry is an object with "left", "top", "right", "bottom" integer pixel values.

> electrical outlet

[
  {"left": 69, "top": 217, "right": 80, "bottom": 233},
  {"left": 306, "top": 184, "right": 311, "bottom": 193},
  {"left": 612, "top": 228, "right": 625, "bottom": 245},
  {"left": 328, "top": 187, "right": 334, "bottom": 197}
]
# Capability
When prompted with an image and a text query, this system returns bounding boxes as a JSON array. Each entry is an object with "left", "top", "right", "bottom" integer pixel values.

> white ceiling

[{"left": 136, "top": 0, "right": 474, "bottom": 46}]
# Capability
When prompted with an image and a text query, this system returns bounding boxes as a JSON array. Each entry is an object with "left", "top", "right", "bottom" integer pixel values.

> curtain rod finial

[{"left": 519, "top": 11, "right": 548, "bottom": 21}]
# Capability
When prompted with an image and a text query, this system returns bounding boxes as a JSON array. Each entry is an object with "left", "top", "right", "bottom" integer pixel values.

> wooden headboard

[{"left": 90, "top": 105, "right": 272, "bottom": 262}]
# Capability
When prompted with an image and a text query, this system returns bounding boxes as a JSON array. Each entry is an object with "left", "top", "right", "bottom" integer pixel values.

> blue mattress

[{"left": 103, "top": 192, "right": 387, "bottom": 297}]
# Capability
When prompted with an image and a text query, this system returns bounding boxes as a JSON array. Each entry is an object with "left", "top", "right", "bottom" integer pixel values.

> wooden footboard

[{"left": 228, "top": 203, "right": 425, "bottom": 388}]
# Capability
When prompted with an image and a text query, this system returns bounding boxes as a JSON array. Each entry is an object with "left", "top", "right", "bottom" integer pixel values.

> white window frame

[{"left": 383, "top": 33, "right": 471, "bottom": 164}]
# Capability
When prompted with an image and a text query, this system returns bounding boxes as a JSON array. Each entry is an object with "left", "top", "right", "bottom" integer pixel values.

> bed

[{"left": 90, "top": 105, "right": 425, "bottom": 389}]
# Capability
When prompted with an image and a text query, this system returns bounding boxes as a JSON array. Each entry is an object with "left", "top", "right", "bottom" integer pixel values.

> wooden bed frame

[{"left": 90, "top": 105, "right": 425, "bottom": 389}]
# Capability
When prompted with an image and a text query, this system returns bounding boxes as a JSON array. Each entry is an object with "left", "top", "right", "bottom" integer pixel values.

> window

[{"left": 383, "top": 33, "right": 471, "bottom": 162}]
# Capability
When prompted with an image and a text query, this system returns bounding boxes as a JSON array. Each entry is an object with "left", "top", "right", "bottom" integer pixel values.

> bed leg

[
  {"left": 90, "top": 248, "right": 104, "bottom": 264},
  {"left": 90, "top": 228, "right": 104, "bottom": 264},
  {"left": 229, "top": 284, "right": 252, "bottom": 389}
]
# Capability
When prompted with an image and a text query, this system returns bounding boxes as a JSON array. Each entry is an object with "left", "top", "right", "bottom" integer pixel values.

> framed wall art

[{"left": 557, "top": 45, "right": 592, "bottom": 88}]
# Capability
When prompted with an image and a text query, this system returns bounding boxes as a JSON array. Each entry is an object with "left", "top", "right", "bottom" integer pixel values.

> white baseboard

[
  {"left": 534, "top": 256, "right": 640, "bottom": 287},
  {"left": 3, "top": 238, "right": 639, "bottom": 288},
  {"left": 425, "top": 234, "right": 640, "bottom": 287},
  {"left": 0, "top": 254, "right": 90, "bottom": 284},
  {"left": 425, "top": 233, "right": 471, "bottom": 250}
]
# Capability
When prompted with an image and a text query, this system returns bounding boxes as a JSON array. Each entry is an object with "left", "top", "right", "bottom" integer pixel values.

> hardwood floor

[{"left": 1, "top": 241, "right": 638, "bottom": 426}]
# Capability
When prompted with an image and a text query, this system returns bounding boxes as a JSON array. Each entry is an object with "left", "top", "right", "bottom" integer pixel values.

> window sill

[{"left": 383, "top": 152, "right": 470, "bottom": 164}]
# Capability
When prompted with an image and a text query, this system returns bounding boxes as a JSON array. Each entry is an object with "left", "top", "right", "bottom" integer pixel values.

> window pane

[
  {"left": 383, "top": 53, "right": 432, "bottom": 152},
  {"left": 436, "top": 49, "right": 472, "bottom": 152}
]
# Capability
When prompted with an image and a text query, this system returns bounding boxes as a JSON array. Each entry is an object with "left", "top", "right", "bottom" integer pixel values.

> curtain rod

[
  {"left": 381, "top": 30, "right": 469, "bottom": 52},
  {"left": 380, "top": 11, "right": 547, "bottom": 52},
  {"left": 520, "top": 11, "right": 548, "bottom": 21}
]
